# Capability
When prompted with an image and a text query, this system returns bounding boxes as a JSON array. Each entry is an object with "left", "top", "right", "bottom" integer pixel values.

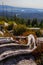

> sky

[{"left": 0, "top": 0, "right": 43, "bottom": 9}]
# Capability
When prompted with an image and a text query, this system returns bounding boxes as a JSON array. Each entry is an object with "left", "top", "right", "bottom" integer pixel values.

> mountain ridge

[{"left": 0, "top": 5, "right": 43, "bottom": 19}]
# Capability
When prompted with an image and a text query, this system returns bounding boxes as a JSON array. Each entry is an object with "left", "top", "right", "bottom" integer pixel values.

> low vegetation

[{"left": 0, "top": 16, "right": 43, "bottom": 37}]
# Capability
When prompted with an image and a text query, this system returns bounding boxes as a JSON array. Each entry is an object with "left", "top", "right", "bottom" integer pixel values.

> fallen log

[{"left": 0, "top": 46, "right": 37, "bottom": 61}]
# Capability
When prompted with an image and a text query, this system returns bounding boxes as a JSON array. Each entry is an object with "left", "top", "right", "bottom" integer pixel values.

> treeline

[
  {"left": 0, "top": 16, "right": 43, "bottom": 28},
  {"left": 0, "top": 16, "right": 43, "bottom": 36},
  {"left": 14, "top": 16, "right": 43, "bottom": 28}
]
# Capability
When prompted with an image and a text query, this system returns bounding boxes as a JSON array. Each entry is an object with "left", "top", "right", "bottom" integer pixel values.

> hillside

[{"left": 0, "top": 5, "right": 43, "bottom": 19}]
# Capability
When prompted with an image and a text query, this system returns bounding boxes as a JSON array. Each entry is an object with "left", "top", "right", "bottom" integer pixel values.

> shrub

[
  {"left": 13, "top": 24, "right": 26, "bottom": 36},
  {"left": 35, "top": 30, "right": 41, "bottom": 37},
  {"left": 7, "top": 23, "right": 13, "bottom": 31}
]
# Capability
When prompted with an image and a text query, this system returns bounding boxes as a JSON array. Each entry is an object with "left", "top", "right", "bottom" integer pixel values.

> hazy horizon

[{"left": 0, "top": 0, "right": 43, "bottom": 9}]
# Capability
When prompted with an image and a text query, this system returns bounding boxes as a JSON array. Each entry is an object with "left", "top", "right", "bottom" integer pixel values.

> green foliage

[
  {"left": 31, "top": 18, "right": 38, "bottom": 27},
  {"left": 14, "top": 16, "right": 26, "bottom": 25},
  {"left": 0, "top": 16, "right": 43, "bottom": 29},
  {"left": 35, "top": 30, "right": 41, "bottom": 37},
  {"left": 39, "top": 20, "right": 43, "bottom": 28},
  {"left": 26, "top": 19, "right": 31, "bottom": 26},
  {"left": 0, "top": 16, "right": 43, "bottom": 37},
  {"left": 13, "top": 25, "right": 26, "bottom": 35},
  {"left": 7, "top": 24, "right": 13, "bottom": 31}
]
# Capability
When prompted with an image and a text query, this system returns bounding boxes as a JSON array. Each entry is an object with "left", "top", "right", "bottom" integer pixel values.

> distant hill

[{"left": 0, "top": 5, "right": 43, "bottom": 19}]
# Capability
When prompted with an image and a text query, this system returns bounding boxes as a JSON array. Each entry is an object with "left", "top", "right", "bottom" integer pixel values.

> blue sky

[{"left": 0, "top": 0, "right": 43, "bottom": 9}]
